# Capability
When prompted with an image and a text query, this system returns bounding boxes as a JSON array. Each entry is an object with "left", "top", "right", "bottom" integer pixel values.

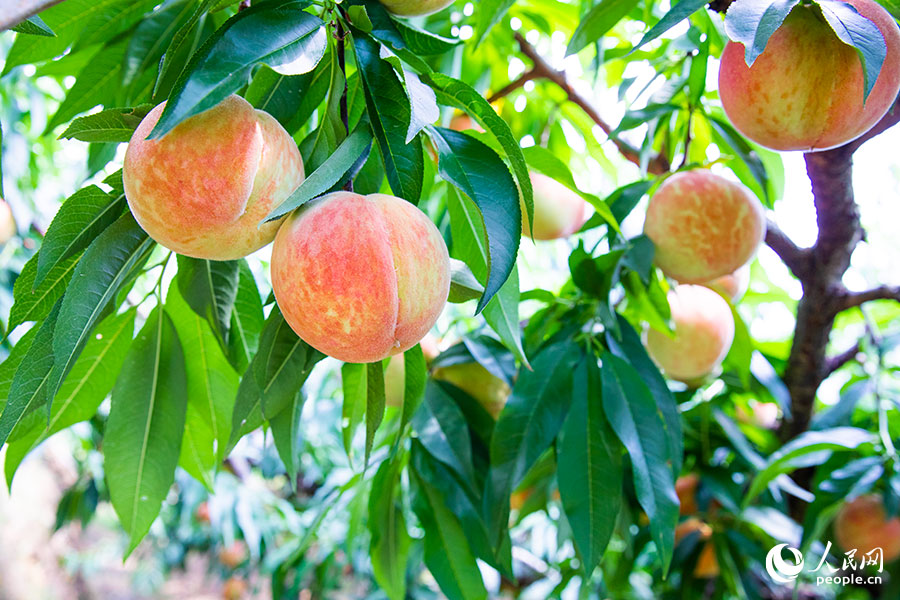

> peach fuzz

[
  {"left": 123, "top": 95, "right": 304, "bottom": 260},
  {"left": 378, "top": 0, "right": 454, "bottom": 16},
  {"left": 523, "top": 173, "right": 592, "bottom": 241},
  {"left": 432, "top": 361, "right": 512, "bottom": 419},
  {"left": 271, "top": 192, "right": 450, "bottom": 364},
  {"left": 719, "top": 0, "right": 900, "bottom": 152},
  {"left": 644, "top": 170, "right": 765, "bottom": 284},
  {"left": 835, "top": 495, "right": 900, "bottom": 562},
  {"left": 645, "top": 285, "right": 735, "bottom": 382},
  {"left": 0, "top": 198, "right": 16, "bottom": 245}
]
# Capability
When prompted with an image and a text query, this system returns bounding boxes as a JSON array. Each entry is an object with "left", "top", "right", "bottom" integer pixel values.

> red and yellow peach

[{"left": 523, "top": 173, "right": 592, "bottom": 241}]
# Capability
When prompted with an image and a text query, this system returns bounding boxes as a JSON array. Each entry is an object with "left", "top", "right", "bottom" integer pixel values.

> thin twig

[
  {"left": 824, "top": 342, "right": 861, "bottom": 376},
  {"left": 837, "top": 285, "right": 900, "bottom": 311}
]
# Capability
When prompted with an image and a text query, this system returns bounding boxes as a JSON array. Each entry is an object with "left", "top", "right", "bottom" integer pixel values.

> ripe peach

[
  {"left": 218, "top": 541, "right": 248, "bottom": 569},
  {"left": 222, "top": 576, "right": 248, "bottom": 600},
  {"left": 378, "top": 0, "right": 454, "bottom": 16},
  {"left": 694, "top": 541, "right": 720, "bottom": 578},
  {"left": 835, "top": 495, "right": 900, "bottom": 562},
  {"left": 645, "top": 285, "right": 735, "bottom": 382},
  {"left": 124, "top": 95, "right": 304, "bottom": 260},
  {"left": 701, "top": 264, "right": 751, "bottom": 302},
  {"left": 643, "top": 170, "right": 765, "bottom": 284},
  {"left": 719, "top": 0, "right": 900, "bottom": 151},
  {"left": 676, "top": 473, "right": 700, "bottom": 516},
  {"left": 432, "top": 361, "right": 511, "bottom": 418},
  {"left": 271, "top": 192, "right": 449, "bottom": 364},
  {"left": 384, "top": 334, "right": 440, "bottom": 407},
  {"left": 523, "top": 173, "right": 592, "bottom": 241},
  {"left": 0, "top": 198, "right": 16, "bottom": 245}
]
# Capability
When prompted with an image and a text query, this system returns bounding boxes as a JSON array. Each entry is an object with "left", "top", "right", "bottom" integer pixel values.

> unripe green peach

[
  {"left": 378, "top": 0, "right": 454, "bottom": 16},
  {"left": 835, "top": 495, "right": 900, "bottom": 562},
  {"left": 271, "top": 192, "right": 450, "bottom": 364},
  {"left": 523, "top": 173, "right": 592, "bottom": 241},
  {"left": 645, "top": 285, "right": 735, "bottom": 382},
  {"left": 0, "top": 199, "right": 16, "bottom": 245},
  {"left": 719, "top": 0, "right": 900, "bottom": 151},
  {"left": 433, "top": 361, "right": 511, "bottom": 419},
  {"left": 643, "top": 170, "right": 765, "bottom": 284},
  {"left": 124, "top": 95, "right": 304, "bottom": 260}
]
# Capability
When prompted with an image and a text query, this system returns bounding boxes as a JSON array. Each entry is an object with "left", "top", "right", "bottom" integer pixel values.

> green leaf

[
  {"left": 149, "top": 1, "right": 325, "bottom": 138},
  {"left": 817, "top": 0, "right": 887, "bottom": 101},
  {"left": 59, "top": 105, "right": 153, "bottom": 143},
  {"left": 0, "top": 329, "right": 39, "bottom": 416},
  {"left": 347, "top": 1, "right": 434, "bottom": 73},
  {"left": 601, "top": 352, "right": 678, "bottom": 574},
  {"left": 411, "top": 455, "right": 488, "bottom": 600},
  {"left": 227, "top": 261, "right": 264, "bottom": 373},
  {"left": 45, "top": 39, "right": 128, "bottom": 133},
  {"left": 421, "top": 72, "right": 532, "bottom": 227},
  {"left": 724, "top": 0, "right": 800, "bottom": 66},
  {"left": 482, "top": 265, "right": 529, "bottom": 368},
  {"left": 8, "top": 252, "right": 81, "bottom": 334},
  {"left": 567, "top": 0, "right": 639, "bottom": 55},
  {"left": 428, "top": 127, "right": 520, "bottom": 313},
  {"left": 707, "top": 116, "right": 771, "bottom": 206},
  {"left": 633, "top": 0, "right": 709, "bottom": 50},
  {"left": 474, "top": 0, "right": 516, "bottom": 47},
  {"left": 365, "top": 361, "right": 386, "bottom": 467},
  {"left": 0, "top": 302, "right": 61, "bottom": 448},
  {"left": 104, "top": 308, "right": 188, "bottom": 556},
  {"left": 557, "top": 360, "right": 622, "bottom": 574},
  {"left": 48, "top": 213, "right": 154, "bottom": 406},
  {"left": 36, "top": 186, "right": 127, "bottom": 287},
  {"left": 227, "top": 307, "right": 322, "bottom": 451},
  {"left": 11, "top": 15, "right": 56, "bottom": 36},
  {"left": 393, "top": 18, "right": 461, "bottom": 56},
  {"left": 352, "top": 31, "right": 424, "bottom": 203},
  {"left": 270, "top": 389, "right": 305, "bottom": 485},
  {"left": 341, "top": 362, "right": 368, "bottom": 459},
  {"left": 5, "top": 309, "right": 136, "bottom": 488},
  {"left": 166, "top": 283, "right": 238, "bottom": 488},
  {"left": 485, "top": 342, "right": 582, "bottom": 544},
  {"left": 72, "top": 0, "right": 161, "bottom": 53},
  {"left": 121, "top": 0, "right": 196, "bottom": 95},
  {"left": 448, "top": 258, "right": 484, "bottom": 303},
  {"left": 397, "top": 345, "right": 426, "bottom": 440},
  {"left": 412, "top": 381, "right": 478, "bottom": 493},
  {"left": 175, "top": 255, "right": 239, "bottom": 347},
  {"left": 743, "top": 427, "right": 874, "bottom": 507},
  {"left": 368, "top": 453, "right": 411, "bottom": 600},
  {"left": 605, "top": 314, "right": 683, "bottom": 475},
  {"left": 153, "top": 0, "right": 220, "bottom": 97},
  {"left": 245, "top": 60, "right": 330, "bottom": 131},
  {"left": 264, "top": 125, "right": 373, "bottom": 222}
]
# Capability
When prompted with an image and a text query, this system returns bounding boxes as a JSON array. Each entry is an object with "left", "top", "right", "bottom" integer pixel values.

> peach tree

[{"left": 1, "top": 0, "right": 900, "bottom": 598}]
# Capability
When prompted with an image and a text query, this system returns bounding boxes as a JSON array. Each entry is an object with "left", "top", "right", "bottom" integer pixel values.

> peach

[
  {"left": 523, "top": 173, "right": 592, "bottom": 241},
  {"left": 835, "top": 495, "right": 900, "bottom": 562},
  {"left": 643, "top": 170, "right": 765, "bottom": 284},
  {"left": 0, "top": 198, "right": 16, "bottom": 245},
  {"left": 271, "top": 192, "right": 450, "bottom": 364},
  {"left": 694, "top": 541, "right": 720, "bottom": 578},
  {"left": 701, "top": 264, "right": 751, "bottom": 302},
  {"left": 675, "top": 517, "right": 712, "bottom": 543},
  {"left": 384, "top": 334, "right": 440, "bottom": 407},
  {"left": 432, "top": 361, "right": 511, "bottom": 418},
  {"left": 218, "top": 540, "right": 248, "bottom": 569},
  {"left": 222, "top": 576, "right": 248, "bottom": 600},
  {"left": 123, "top": 95, "right": 303, "bottom": 260},
  {"left": 645, "top": 285, "right": 735, "bottom": 382},
  {"left": 378, "top": 0, "right": 455, "bottom": 16},
  {"left": 719, "top": 0, "right": 900, "bottom": 151},
  {"left": 676, "top": 473, "right": 700, "bottom": 516}
]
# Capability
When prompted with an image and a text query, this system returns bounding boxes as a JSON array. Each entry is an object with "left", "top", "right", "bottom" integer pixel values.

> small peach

[
  {"left": 523, "top": 173, "right": 592, "bottom": 241},
  {"left": 433, "top": 361, "right": 511, "bottom": 418},
  {"left": 0, "top": 199, "right": 16, "bottom": 245},
  {"left": 835, "top": 495, "right": 900, "bottom": 562},
  {"left": 378, "top": 0, "right": 454, "bottom": 16}
]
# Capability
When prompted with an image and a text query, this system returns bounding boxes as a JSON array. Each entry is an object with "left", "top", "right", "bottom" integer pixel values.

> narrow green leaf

[
  {"left": 601, "top": 352, "right": 678, "bottom": 574},
  {"left": 448, "top": 258, "right": 484, "bottom": 303},
  {"left": 567, "top": 0, "right": 639, "bottom": 55},
  {"left": 817, "top": 0, "right": 887, "bottom": 101},
  {"left": 352, "top": 31, "right": 424, "bottom": 203},
  {"left": 72, "top": 0, "right": 160, "bottom": 52},
  {"left": 474, "top": 0, "right": 516, "bottom": 47},
  {"left": 482, "top": 265, "right": 529, "bottom": 368},
  {"left": 11, "top": 15, "right": 56, "bottom": 36},
  {"left": 154, "top": 0, "right": 220, "bottom": 96},
  {"left": 59, "top": 105, "right": 154, "bottom": 143},
  {"left": 365, "top": 361, "right": 386, "bottom": 467},
  {"left": 264, "top": 125, "right": 373, "bottom": 222},
  {"left": 429, "top": 126, "right": 520, "bottom": 313},
  {"left": 412, "top": 381, "right": 478, "bottom": 493},
  {"left": 227, "top": 261, "right": 264, "bottom": 373},
  {"left": 49, "top": 213, "right": 154, "bottom": 405},
  {"left": 633, "top": 0, "right": 709, "bottom": 50},
  {"left": 104, "top": 308, "right": 188, "bottom": 556},
  {"left": 369, "top": 453, "right": 411, "bottom": 600},
  {"left": 397, "top": 344, "right": 426, "bottom": 439},
  {"left": 0, "top": 329, "right": 39, "bottom": 416},
  {"left": 342, "top": 362, "right": 368, "bottom": 459},
  {"left": 149, "top": 1, "right": 325, "bottom": 138},
  {"left": 0, "top": 302, "right": 61, "bottom": 448},
  {"left": 8, "top": 252, "right": 81, "bottom": 334},
  {"left": 122, "top": 0, "right": 195, "bottom": 95},
  {"left": 724, "top": 0, "right": 799, "bottom": 66},
  {"left": 35, "top": 186, "right": 127, "bottom": 287},
  {"left": 270, "top": 389, "right": 305, "bottom": 485},
  {"left": 557, "top": 360, "right": 622, "bottom": 574},
  {"left": 175, "top": 255, "right": 240, "bottom": 347}
]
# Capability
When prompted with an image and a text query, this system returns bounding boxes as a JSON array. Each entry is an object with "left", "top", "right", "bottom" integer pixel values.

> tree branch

[
  {"left": 0, "top": 0, "right": 64, "bottom": 32},
  {"left": 488, "top": 69, "right": 538, "bottom": 103},
  {"left": 765, "top": 219, "right": 811, "bottom": 280},
  {"left": 506, "top": 32, "right": 670, "bottom": 175},
  {"left": 824, "top": 342, "right": 862, "bottom": 376},
  {"left": 838, "top": 285, "right": 900, "bottom": 311}
]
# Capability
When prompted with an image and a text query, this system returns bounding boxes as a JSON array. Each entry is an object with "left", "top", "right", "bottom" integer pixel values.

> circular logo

[{"left": 765, "top": 543, "right": 804, "bottom": 583}]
